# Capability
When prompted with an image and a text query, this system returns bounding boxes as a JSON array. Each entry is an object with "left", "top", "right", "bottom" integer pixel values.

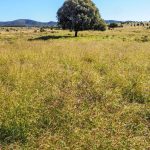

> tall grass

[{"left": 0, "top": 27, "right": 150, "bottom": 149}]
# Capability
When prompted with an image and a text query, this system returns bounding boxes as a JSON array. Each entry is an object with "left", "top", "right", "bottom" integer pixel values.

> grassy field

[{"left": 0, "top": 27, "right": 150, "bottom": 149}]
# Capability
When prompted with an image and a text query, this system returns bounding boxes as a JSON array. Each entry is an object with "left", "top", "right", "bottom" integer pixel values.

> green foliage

[
  {"left": 108, "top": 23, "right": 119, "bottom": 29},
  {"left": 94, "top": 19, "right": 107, "bottom": 31},
  {"left": 57, "top": 0, "right": 106, "bottom": 36}
]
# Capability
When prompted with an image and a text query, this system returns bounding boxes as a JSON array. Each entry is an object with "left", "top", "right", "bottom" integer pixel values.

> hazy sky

[{"left": 0, "top": 0, "right": 150, "bottom": 22}]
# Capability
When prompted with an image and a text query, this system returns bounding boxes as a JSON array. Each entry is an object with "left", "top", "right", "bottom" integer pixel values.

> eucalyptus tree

[{"left": 57, "top": 0, "right": 106, "bottom": 37}]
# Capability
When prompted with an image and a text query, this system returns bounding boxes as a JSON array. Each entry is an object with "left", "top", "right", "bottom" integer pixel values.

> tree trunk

[{"left": 75, "top": 31, "right": 78, "bottom": 37}]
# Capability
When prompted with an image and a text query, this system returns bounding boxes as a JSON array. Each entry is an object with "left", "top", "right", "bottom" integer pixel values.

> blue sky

[{"left": 0, "top": 0, "right": 150, "bottom": 22}]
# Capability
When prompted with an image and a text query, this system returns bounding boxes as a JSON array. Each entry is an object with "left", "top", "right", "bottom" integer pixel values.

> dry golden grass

[{"left": 0, "top": 27, "right": 150, "bottom": 149}]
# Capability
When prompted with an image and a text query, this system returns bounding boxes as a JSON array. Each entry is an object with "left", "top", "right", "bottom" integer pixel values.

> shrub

[{"left": 40, "top": 27, "right": 45, "bottom": 32}]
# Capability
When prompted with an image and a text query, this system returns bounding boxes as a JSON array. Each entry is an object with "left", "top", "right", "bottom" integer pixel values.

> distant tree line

[
  {"left": 107, "top": 21, "right": 150, "bottom": 30},
  {"left": 122, "top": 21, "right": 150, "bottom": 27}
]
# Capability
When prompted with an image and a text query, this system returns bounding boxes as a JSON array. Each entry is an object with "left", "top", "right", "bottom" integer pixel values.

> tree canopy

[
  {"left": 57, "top": 0, "right": 106, "bottom": 37},
  {"left": 108, "top": 23, "right": 119, "bottom": 29}
]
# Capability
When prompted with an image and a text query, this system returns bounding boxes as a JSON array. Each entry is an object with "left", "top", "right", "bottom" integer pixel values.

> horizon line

[{"left": 0, "top": 18, "right": 150, "bottom": 23}]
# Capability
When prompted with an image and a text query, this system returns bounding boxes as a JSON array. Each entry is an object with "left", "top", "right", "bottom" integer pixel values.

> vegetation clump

[{"left": 40, "top": 27, "right": 45, "bottom": 32}]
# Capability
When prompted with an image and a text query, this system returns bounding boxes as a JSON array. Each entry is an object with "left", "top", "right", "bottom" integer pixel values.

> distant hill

[
  {"left": 0, "top": 19, "right": 57, "bottom": 27},
  {"left": 0, "top": 19, "right": 145, "bottom": 27},
  {"left": 105, "top": 20, "right": 123, "bottom": 24}
]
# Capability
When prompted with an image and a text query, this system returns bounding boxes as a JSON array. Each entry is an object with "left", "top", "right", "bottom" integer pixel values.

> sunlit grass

[{"left": 0, "top": 27, "right": 150, "bottom": 149}]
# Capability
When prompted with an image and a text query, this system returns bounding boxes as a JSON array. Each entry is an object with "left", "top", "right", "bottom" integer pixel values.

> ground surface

[{"left": 0, "top": 27, "right": 150, "bottom": 149}]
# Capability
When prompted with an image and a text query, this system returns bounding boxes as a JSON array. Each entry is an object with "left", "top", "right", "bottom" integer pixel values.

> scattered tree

[
  {"left": 57, "top": 0, "right": 106, "bottom": 37},
  {"left": 108, "top": 23, "right": 118, "bottom": 29}
]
